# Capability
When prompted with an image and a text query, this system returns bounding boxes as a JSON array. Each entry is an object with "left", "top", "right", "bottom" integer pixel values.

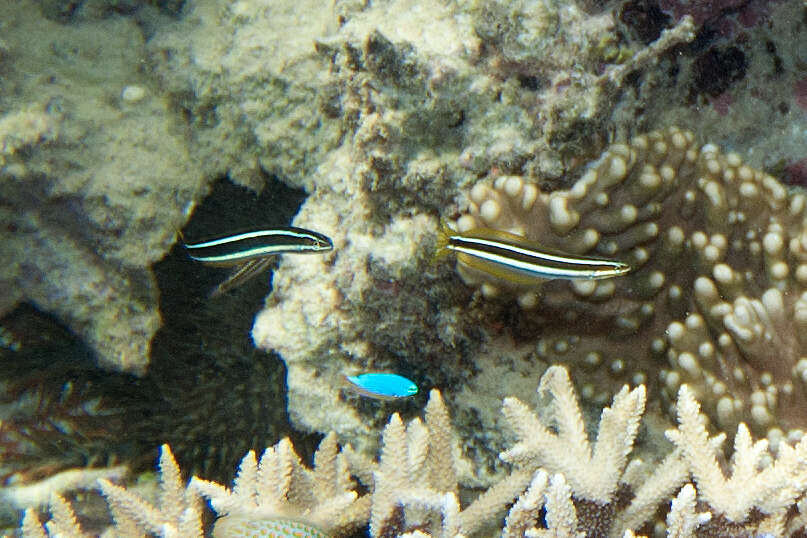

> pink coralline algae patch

[
  {"left": 795, "top": 78, "right": 807, "bottom": 112},
  {"left": 785, "top": 158, "right": 807, "bottom": 188},
  {"left": 709, "top": 92, "right": 733, "bottom": 116},
  {"left": 658, "top": 0, "right": 774, "bottom": 31}
]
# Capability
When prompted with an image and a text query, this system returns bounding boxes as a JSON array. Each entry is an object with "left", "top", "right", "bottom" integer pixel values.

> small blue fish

[{"left": 343, "top": 373, "right": 419, "bottom": 400}]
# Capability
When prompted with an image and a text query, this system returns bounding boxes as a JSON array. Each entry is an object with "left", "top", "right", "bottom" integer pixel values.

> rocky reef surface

[
  {"left": 2, "top": 0, "right": 807, "bottom": 532},
  {"left": 0, "top": 1, "right": 204, "bottom": 374}
]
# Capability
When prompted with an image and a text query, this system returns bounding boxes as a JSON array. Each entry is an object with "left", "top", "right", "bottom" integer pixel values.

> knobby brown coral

[{"left": 454, "top": 126, "right": 807, "bottom": 444}]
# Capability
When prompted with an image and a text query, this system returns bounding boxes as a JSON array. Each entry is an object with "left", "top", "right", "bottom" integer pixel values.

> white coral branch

[
  {"left": 193, "top": 435, "right": 367, "bottom": 533},
  {"left": 503, "top": 470, "right": 548, "bottom": 538},
  {"left": 611, "top": 450, "right": 689, "bottom": 537},
  {"left": 98, "top": 445, "right": 201, "bottom": 538},
  {"left": 44, "top": 495, "right": 90, "bottom": 538},
  {"left": 667, "top": 384, "right": 807, "bottom": 522},
  {"left": 666, "top": 484, "right": 710, "bottom": 538},
  {"left": 524, "top": 473, "right": 585, "bottom": 538},
  {"left": 500, "top": 365, "right": 645, "bottom": 503},
  {"left": 20, "top": 509, "right": 49, "bottom": 538}
]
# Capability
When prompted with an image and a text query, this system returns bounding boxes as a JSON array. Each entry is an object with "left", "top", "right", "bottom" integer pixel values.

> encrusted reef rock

[
  {"left": 3, "top": 0, "right": 806, "bottom": 508},
  {"left": 0, "top": 2, "right": 205, "bottom": 374},
  {"left": 246, "top": 0, "right": 807, "bottom": 483},
  {"left": 255, "top": 127, "right": 807, "bottom": 488}
]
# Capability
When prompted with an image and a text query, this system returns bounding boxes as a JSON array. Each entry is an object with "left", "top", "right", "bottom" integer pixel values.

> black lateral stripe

[
  {"left": 185, "top": 228, "right": 325, "bottom": 263},
  {"left": 450, "top": 235, "right": 615, "bottom": 271},
  {"left": 189, "top": 233, "right": 314, "bottom": 260}
]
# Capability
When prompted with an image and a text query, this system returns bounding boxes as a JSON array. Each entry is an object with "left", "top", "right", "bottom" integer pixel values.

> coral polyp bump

[{"left": 455, "top": 126, "right": 807, "bottom": 444}]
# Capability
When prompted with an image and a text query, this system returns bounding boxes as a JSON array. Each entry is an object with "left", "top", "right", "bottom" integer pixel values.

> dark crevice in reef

[
  {"left": 0, "top": 303, "right": 156, "bottom": 481},
  {"left": 0, "top": 174, "right": 323, "bottom": 498},
  {"left": 691, "top": 45, "right": 748, "bottom": 98},
  {"left": 619, "top": 0, "right": 672, "bottom": 45},
  {"left": 148, "top": 174, "right": 321, "bottom": 483}
]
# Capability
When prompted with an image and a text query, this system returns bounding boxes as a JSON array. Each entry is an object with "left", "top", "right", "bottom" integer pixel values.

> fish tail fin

[
  {"left": 177, "top": 228, "right": 189, "bottom": 249},
  {"left": 432, "top": 217, "right": 455, "bottom": 264}
]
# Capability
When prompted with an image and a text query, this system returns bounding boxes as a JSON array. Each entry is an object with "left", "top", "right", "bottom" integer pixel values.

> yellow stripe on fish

[{"left": 436, "top": 220, "right": 630, "bottom": 285}]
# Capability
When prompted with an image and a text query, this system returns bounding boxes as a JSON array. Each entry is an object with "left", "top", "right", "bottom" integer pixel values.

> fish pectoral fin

[{"left": 209, "top": 257, "right": 275, "bottom": 298}]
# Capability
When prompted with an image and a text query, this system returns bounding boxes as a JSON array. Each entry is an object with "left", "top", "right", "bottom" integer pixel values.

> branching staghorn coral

[
  {"left": 191, "top": 432, "right": 369, "bottom": 536},
  {"left": 366, "top": 365, "right": 807, "bottom": 536},
  {"left": 19, "top": 365, "right": 807, "bottom": 537},
  {"left": 22, "top": 444, "right": 202, "bottom": 538},
  {"left": 368, "top": 389, "right": 532, "bottom": 537},
  {"left": 666, "top": 385, "right": 807, "bottom": 535},
  {"left": 454, "top": 126, "right": 807, "bottom": 444},
  {"left": 20, "top": 438, "right": 368, "bottom": 538},
  {"left": 497, "top": 366, "right": 687, "bottom": 537}
]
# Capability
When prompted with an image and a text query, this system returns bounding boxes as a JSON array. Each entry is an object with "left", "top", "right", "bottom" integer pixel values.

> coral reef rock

[
  {"left": 254, "top": 120, "right": 807, "bottom": 486},
  {"left": 0, "top": 2, "right": 206, "bottom": 374}
]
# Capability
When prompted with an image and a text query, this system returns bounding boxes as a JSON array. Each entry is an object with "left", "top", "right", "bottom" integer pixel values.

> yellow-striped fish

[
  {"left": 183, "top": 227, "right": 333, "bottom": 297},
  {"left": 214, "top": 515, "right": 331, "bottom": 538},
  {"left": 436, "top": 221, "right": 630, "bottom": 285}
]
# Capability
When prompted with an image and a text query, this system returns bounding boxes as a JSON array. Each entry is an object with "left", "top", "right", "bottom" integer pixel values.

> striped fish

[
  {"left": 214, "top": 515, "right": 331, "bottom": 538},
  {"left": 436, "top": 221, "right": 630, "bottom": 285},
  {"left": 183, "top": 227, "right": 333, "bottom": 297}
]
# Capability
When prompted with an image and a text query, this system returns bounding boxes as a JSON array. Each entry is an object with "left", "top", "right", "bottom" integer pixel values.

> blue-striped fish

[
  {"left": 343, "top": 373, "right": 419, "bottom": 400},
  {"left": 436, "top": 221, "right": 630, "bottom": 285},
  {"left": 183, "top": 227, "right": 333, "bottom": 297}
]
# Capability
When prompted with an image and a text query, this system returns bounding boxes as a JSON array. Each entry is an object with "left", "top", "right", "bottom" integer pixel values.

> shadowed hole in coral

[
  {"left": 690, "top": 45, "right": 747, "bottom": 99},
  {"left": 148, "top": 175, "right": 324, "bottom": 483},
  {"left": 619, "top": 0, "right": 672, "bottom": 44},
  {"left": 0, "top": 303, "right": 158, "bottom": 531},
  {"left": 0, "top": 304, "right": 154, "bottom": 479},
  {"left": 0, "top": 174, "right": 324, "bottom": 512}
]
